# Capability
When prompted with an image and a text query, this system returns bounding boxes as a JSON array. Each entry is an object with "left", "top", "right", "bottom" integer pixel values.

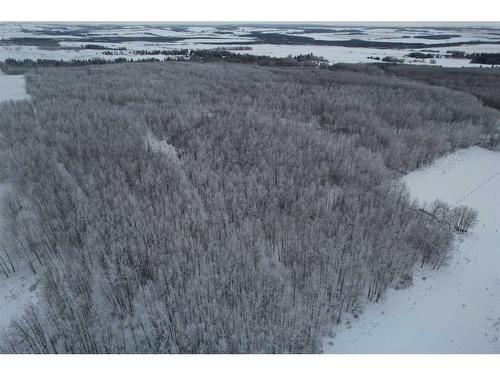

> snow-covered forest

[{"left": 0, "top": 61, "right": 498, "bottom": 353}]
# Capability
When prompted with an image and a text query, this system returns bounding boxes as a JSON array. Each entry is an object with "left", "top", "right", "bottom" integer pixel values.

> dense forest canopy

[
  {"left": 377, "top": 63, "right": 500, "bottom": 111},
  {"left": 0, "top": 61, "right": 497, "bottom": 353}
]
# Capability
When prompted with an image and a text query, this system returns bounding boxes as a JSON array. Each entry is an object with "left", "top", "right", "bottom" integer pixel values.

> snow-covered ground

[
  {"left": 1, "top": 42, "right": 479, "bottom": 67},
  {"left": 1, "top": 23, "right": 500, "bottom": 67},
  {"left": 0, "top": 71, "right": 29, "bottom": 101},
  {"left": 0, "top": 73, "right": 38, "bottom": 336},
  {"left": 0, "top": 184, "right": 39, "bottom": 337},
  {"left": 226, "top": 44, "right": 474, "bottom": 67},
  {"left": 324, "top": 146, "right": 500, "bottom": 353},
  {"left": 0, "top": 260, "right": 39, "bottom": 333}
]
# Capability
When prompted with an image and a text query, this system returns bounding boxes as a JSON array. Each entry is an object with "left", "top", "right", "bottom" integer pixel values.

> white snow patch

[
  {"left": 0, "top": 265, "right": 39, "bottom": 334},
  {"left": 0, "top": 72, "right": 29, "bottom": 102},
  {"left": 0, "top": 184, "right": 39, "bottom": 335},
  {"left": 323, "top": 146, "right": 500, "bottom": 353},
  {"left": 145, "top": 132, "right": 178, "bottom": 160}
]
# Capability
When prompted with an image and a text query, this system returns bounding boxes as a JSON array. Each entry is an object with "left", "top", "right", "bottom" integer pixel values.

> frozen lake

[{"left": 324, "top": 146, "right": 500, "bottom": 353}]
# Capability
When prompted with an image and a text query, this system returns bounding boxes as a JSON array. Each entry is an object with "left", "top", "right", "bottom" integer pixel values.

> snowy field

[
  {"left": 0, "top": 73, "right": 38, "bottom": 336},
  {"left": 230, "top": 44, "right": 474, "bottom": 67},
  {"left": 324, "top": 146, "right": 500, "bottom": 353},
  {"left": 0, "top": 42, "right": 484, "bottom": 68},
  {"left": 1, "top": 23, "right": 500, "bottom": 67}
]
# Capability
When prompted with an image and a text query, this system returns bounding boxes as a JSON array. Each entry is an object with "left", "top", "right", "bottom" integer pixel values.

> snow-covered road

[{"left": 324, "top": 146, "right": 500, "bottom": 353}]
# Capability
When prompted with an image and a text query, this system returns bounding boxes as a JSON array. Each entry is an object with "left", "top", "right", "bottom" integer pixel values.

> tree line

[{"left": 377, "top": 63, "right": 500, "bottom": 113}]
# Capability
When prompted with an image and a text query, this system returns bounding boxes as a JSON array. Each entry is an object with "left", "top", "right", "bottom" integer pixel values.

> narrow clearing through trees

[{"left": 324, "top": 146, "right": 500, "bottom": 353}]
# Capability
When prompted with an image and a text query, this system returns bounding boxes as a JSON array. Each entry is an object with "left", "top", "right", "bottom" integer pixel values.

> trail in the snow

[
  {"left": 453, "top": 171, "right": 500, "bottom": 205},
  {"left": 324, "top": 146, "right": 500, "bottom": 354}
]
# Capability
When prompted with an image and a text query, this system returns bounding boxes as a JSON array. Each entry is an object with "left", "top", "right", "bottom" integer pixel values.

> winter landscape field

[
  {"left": 2, "top": 22, "right": 500, "bottom": 66},
  {"left": 0, "top": 22, "right": 499, "bottom": 354}
]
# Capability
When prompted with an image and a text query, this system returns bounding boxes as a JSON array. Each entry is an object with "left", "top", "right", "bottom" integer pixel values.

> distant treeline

[
  {"left": 0, "top": 57, "right": 161, "bottom": 75},
  {"left": 469, "top": 53, "right": 500, "bottom": 65},
  {"left": 0, "top": 37, "right": 61, "bottom": 47},
  {"left": 404, "top": 51, "right": 500, "bottom": 65},
  {"left": 446, "top": 51, "right": 500, "bottom": 65},
  {"left": 105, "top": 47, "right": 252, "bottom": 57},
  {"left": 82, "top": 44, "right": 127, "bottom": 51},
  {"left": 0, "top": 35, "right": 224, "bottom": 48},
  {"left": 189, "top": 49, "right": 327, "bottom": 66},
  {"left": 415, "top": 34, "right": 461, "bottom": 40},
  {"left": 130, "top": 49, "right": 190, "bottom": 56},
  {"left": 406, "top": 52, "right": 440, "bottom": 59},
  {"left": 0, "top": 51, "right": 328, "bottom": 75},
  {"left": 377, "top": 63, "right": 500, "bottom": 111}
]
